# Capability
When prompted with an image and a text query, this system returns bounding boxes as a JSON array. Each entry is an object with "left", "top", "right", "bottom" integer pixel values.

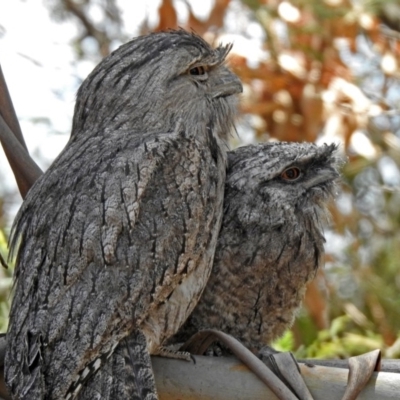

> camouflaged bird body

[
  {"left": 172, "top": 142, "right": 340, "bottom": 353},
  {"left": 5, "top": 30, "right": 241, "bottom": 399}
]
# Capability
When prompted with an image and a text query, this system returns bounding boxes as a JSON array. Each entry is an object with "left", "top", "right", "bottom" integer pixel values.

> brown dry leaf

[
  {"left": 227, "top": 54, "right": 250, "bottom": 81},
  {"left": 270, "top": 111, "right": 307, "bottom": 142},
  {"left": 241, "top": 101, "right": 278, "bottom": 116},
  {"left": 366, "top": 293, "right": 396, "bottom": 346},
  {"left": 155, "top": 0, "right": 178, "bottom": 31},
  {"left": 185, "top": 4, "right": 208, "bottom": 35},
  {"left": 328, "top": 197, "right": 353, "bottom": 234},
  {"left": 263, "top": 73, "right": 290, "bottom": 93},
  {"left": 270, "top": 110, "right": 290, "bottom": 140},
  {"left": 362, "top": 14, "right": 381, "bottom": 44},
  {"left": 301, "top": 83, "right": 324, "bottom": 142},
  {"left": 329, "top": 17, "right": 358, "bottom": 43},
  {"left": 286, "top": 77, "right": 305, "bottom": 104},
  {"left": 231, "top": 61, "right": 280, "bottom": 85},
  {"left": 393, "top": 40, "right": 400, "bottom": 57},
  {"left": 207, "top": 0, "right": 231, "bottom": 29},
  {"left": 342, "top": 113, "right": 358, "bottom": 148},
  {"left": 303, "top": 272, "right": 329, "bottom": 331},
  {"left": 290, "top": 28, "right": 322, "bottom": 55},
  {"left": 368, "top": 29, "right": 389, "bottom": 54},
  {"left": 321, "top": 47, "right": 351, "bottom": 87},
  {"left": 329, "top": 18, "right": 360, "bottom": 53}
]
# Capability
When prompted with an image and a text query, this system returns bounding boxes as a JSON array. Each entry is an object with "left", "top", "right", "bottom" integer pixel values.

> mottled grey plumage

[
  {"left": 76, "top": 331, "right": 157, "bottom": 400},
  {"left": 5, "top": 30, "right": 241, "bottom": 399},
  {"left": 170, "top": 141, "right": 340, "bottom": 353}
]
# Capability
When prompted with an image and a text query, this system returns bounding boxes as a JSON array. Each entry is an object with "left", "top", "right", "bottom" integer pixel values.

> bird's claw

[
  {"left": 182, "top": 329, "right": 300, "bottom": 400},
  {"left": 156, "top": 346, "right": 194, "bottom": 362}
]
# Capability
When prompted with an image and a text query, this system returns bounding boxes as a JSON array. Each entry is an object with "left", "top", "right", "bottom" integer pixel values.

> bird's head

[
  {"left": 72, "top": 30, "right": 242, "bottom": 141},
  {"left": 226, "top": 142, "right": 341, "bottom": 228}
]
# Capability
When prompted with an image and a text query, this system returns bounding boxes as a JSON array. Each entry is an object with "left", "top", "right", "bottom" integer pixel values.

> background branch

[{"left": 0, "top": 64, "right": 43, "bottom": 199}]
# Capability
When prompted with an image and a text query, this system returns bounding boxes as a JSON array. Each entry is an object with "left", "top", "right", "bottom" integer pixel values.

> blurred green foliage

[{"left": 0, "top": 228, "right": 13, "bottom": 333}]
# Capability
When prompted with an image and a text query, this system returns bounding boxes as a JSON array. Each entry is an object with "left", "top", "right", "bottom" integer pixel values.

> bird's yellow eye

[
  {"left": 189, "top": 66, "right": 207, "bottom": 76},
  {"left": 281, "top": 167, "right": 301, "bottom": 181}
]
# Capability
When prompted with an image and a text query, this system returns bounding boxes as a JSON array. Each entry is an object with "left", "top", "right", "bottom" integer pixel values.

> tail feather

[
  {"left": 5, "top": 331, "right": 46, "bottom": 400},
  {"left": 78, "top": 330, "right": 158, "bottom": 400}
]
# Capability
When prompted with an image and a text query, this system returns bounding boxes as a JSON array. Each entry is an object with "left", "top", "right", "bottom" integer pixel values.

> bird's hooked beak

[
  {"left": 302, "top": 168, "right": 339, "bottom": 189},
  {"left": 211, "top": 73, "right": 243, "bottom": 98}
]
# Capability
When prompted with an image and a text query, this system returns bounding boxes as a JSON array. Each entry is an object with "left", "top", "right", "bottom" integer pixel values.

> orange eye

[
  {"left": 281, "top": 167, "right": 301, "bottom": 181},
  {"left": 189, "top": 66, "right": 206, "bottom": 76}
]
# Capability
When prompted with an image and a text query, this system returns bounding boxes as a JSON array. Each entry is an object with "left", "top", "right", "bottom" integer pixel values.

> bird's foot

[
  {"left": 181, "top": 329, "right": 299, "bottom": 400},
  {"left": 155, "top": 346, "right": 194, "bottom": 362},
  {"left": 258, "top": 345, "right": 280, "bottom": 358}
]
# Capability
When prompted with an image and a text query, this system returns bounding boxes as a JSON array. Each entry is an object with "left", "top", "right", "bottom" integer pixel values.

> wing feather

[{"left": 6, "top": 129, "right": 222, "bottom": 398}]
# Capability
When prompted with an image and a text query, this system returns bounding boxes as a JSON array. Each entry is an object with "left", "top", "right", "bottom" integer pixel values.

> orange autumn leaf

[
  {"left": 186, "top": 5, "right": 208, "bottom": 35},
  {"left": 207, "top": 0, "right": 231, "bottom": 29},
  {"left": 303, "top": 273, "right": 329, "bottom": 331},
  {"left": 155, "top": 0, "right": 177, "bottom": 31}
]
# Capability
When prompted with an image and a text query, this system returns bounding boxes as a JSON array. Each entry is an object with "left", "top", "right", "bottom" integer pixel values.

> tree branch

[
  {"left": 0, "top": 335, "right": 400, "bottom": 400},
  {"left": 0, "top": 64, "right": 43, "bottom": 199},
  {"left": 0, "top": 65, "right": 27, "bottom": 152},
  {"left": 0, "top": 113, "right": 42, "bottom": 199},
  {"left": 151, "top": 355, "right": 398, "bottom": 400}
]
